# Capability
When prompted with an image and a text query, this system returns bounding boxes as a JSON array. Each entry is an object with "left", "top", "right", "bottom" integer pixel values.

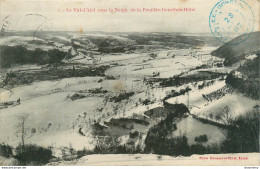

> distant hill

[
  {"left": 210, "top": 31, "right": 260, "bottom": 66},
  {"left": 0, "top": 31, "right": 217, "bottom": 68}
]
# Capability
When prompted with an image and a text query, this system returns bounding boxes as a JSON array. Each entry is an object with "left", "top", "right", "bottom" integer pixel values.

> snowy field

[
  {"left": 0, "top": 43, "right": 257, "bottom": 159},
  {"left": 0, "top": 48, "right": 213, "bottom": 150}
]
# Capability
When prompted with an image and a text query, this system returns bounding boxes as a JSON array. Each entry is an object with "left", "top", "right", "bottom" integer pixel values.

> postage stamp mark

[{"left": 209, "top": 0, "right": 254, "bottom": 45}]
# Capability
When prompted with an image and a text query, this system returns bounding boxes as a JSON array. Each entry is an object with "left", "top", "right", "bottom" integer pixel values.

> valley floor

[{"left": 0, "top": 46, "right": 258, "bottom": 161}]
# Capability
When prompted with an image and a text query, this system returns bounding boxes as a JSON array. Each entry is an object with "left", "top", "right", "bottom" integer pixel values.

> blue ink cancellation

[{"left": 209, "top": 0, "right": 254, "bottom": 45}]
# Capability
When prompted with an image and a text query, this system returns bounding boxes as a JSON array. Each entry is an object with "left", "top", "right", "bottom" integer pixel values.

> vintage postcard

[{"left": 0, "top": 0, "right": 259, "bottom": 167}]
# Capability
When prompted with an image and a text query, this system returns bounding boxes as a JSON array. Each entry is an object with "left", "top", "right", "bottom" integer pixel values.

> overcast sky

[{"left": 0, "top": 0, "right": 259, "bottom": 33}]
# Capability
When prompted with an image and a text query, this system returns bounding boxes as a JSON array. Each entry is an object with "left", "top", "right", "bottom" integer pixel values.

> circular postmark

[{"left": 209, "top": 0, "right": 254, "bottom": 45}]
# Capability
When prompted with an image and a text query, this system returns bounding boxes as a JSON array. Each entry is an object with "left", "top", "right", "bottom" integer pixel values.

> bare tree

[
  {"left": 91, "top": 126, "right": 107, "bottom": 151},
  {"left": 221, "top": 106, "right": 234, "bottom": 125},
  {"left": 0, "top": 15, "right": 10, "bottom": 37},
  {"left": 16, "top": 113, "right": 29, "bottom": 149}
]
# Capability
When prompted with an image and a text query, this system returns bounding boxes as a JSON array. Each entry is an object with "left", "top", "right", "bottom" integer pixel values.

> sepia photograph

[{"left": 0, "top": 0, "right": 259, "bottom": 167}]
